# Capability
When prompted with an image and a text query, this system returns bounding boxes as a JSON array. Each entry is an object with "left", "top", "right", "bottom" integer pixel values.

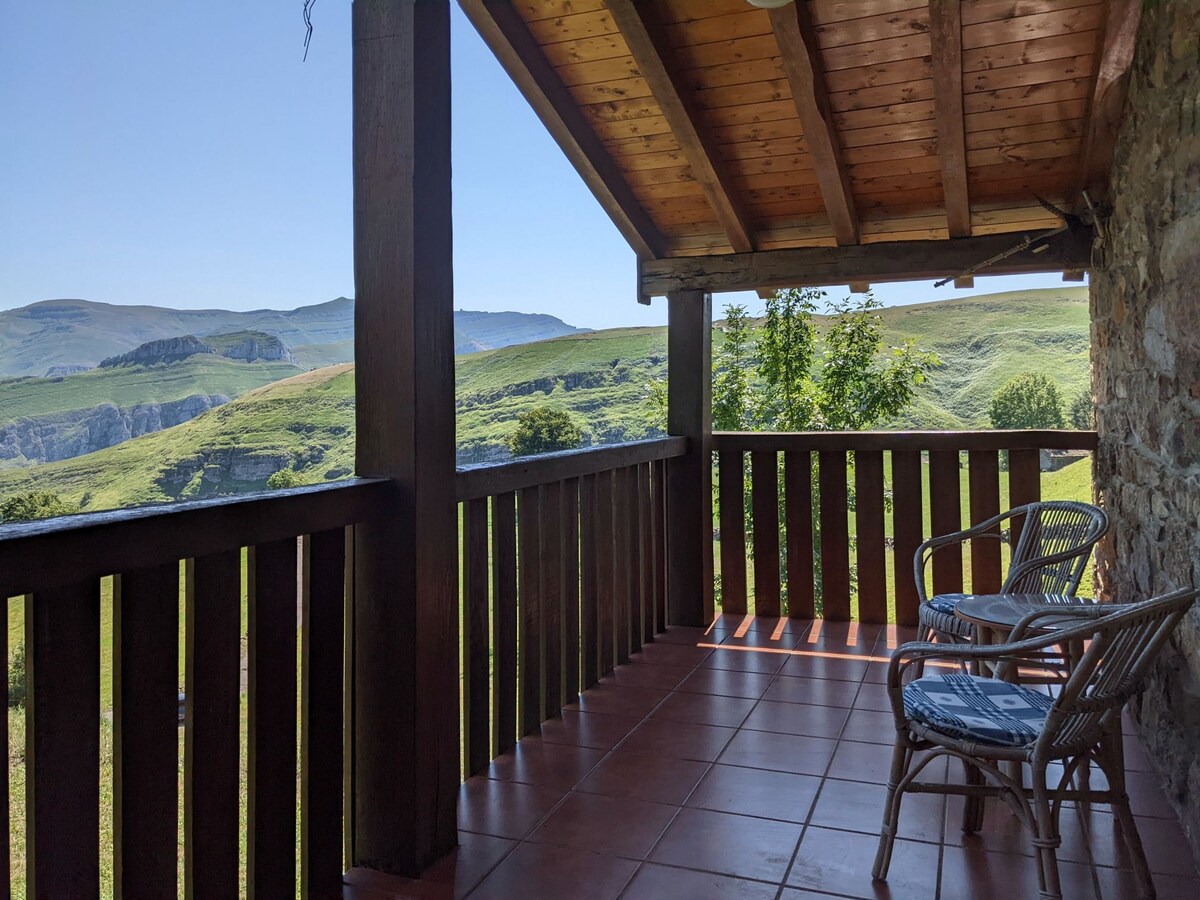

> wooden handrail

[
  {"left": 713, "top": 429, "right": 1098, "bottom": 453},
  {"left": 455, "top": 437, "right": 687, "bottom": 501},
  {"left": 0, "top": 477, "right": 390, "bottom": 596}
]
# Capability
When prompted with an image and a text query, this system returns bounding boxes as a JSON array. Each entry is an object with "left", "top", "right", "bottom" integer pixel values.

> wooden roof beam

[
  {"left": 769, "top": 2, "right": 859, "bottom": 246},
  {"left": 457, "top": 0, "right": 666, "bottom": 263},
  {"left": 929, "top": 0, "right": 970, "bottom": 238},
  {"left": 640, "top": 228, "right": 1094, "bottom": 297}
]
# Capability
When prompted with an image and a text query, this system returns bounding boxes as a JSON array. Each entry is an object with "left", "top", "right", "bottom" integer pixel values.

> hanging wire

[{"left": 303, "top": 0, "right": 318, "bottom": 61}]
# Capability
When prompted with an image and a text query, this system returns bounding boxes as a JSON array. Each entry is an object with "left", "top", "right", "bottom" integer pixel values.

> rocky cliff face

[
  {"left": 0, "top": 394, "right": 230, "bottom": 465},
  {"left": 99, "top": 335, "right": 215, "bottom": 367},
  {"left": 97, "top": 331, "right": 295, "bottom": 368},
  {"left": 219, "top": 335, "right": 295, "bottom": 363}
]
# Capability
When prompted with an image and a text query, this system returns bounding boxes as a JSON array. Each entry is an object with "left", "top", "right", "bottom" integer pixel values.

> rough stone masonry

[{"left": 1091, "top": 0, "right": 1200, "bottom": 866}]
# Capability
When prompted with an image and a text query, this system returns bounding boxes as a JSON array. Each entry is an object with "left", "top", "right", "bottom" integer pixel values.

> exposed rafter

[
  {"left": 929, "top": 0, "right": 970, "bottom": 238},
  {"left": 457, "top": 0, "right": 666, "bottom": 260},
  {"left": 768, "top": 2, "right": 859, "bottom": 246},
  {"left": 606, "top": 0, "right": 756, "bottom": 256}
]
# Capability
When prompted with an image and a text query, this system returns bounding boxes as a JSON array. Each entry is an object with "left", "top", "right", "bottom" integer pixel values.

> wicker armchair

[
  {"left": 916, "top": 500, "right": 1110, "bottom": 645},
  {"left": 873, "top": 588, "right": 1198, "bottom": 900}
]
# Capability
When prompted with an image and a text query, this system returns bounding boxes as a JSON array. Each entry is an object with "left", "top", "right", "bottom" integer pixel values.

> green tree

[
  {"left": 8, "top": 640, "right": 25, "bottom": 709},
  {"left": 508, "top": 406, "right": 583, "bottom": 457},
  {"left": 711, "top": 303, "right": 755, "bottom": 431},
  {"left": 267, "top": 466, "right": 308, "bottom": 489},
  {"left": 0, "top": 490, "right": 72, "bottom": 523},
  {"left": 1069, "top": 389, "right": 1094, "bottom": 430},
  {"left": 989, "top": 373, "right": 1066, "bottom": 429},
  {"left": 755, "top": 288, "right": 819, "bottom": 429}
]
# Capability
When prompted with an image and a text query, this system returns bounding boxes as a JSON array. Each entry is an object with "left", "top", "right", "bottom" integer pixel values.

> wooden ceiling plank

[
  {"left": 607, "top": 0, "right": 757, "bottom": 254},
  {"left": 929, "top": 0, "right": 970, "bottom": 238},
  {"left": 769, "top": 1, "right": 859, "bottom": 245},
  {"left": 458, "top": 0, "right": 665, "bottom": 260}
]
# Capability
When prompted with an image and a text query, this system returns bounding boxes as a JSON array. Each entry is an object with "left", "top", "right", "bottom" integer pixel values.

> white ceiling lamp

[{"left": 745, "top": 0, "right": 795, "bottom": 8}]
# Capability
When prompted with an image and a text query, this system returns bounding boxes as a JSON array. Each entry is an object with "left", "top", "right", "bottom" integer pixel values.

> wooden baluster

[
  {"left": 518, "top": 486, "right": 543, "bottom": 734},
  {"left": 491, "top": 492, "right": 518, "bottom": 756},
  {"left": 26, "top": 580, "right": 101, "bottom": 897},
  {"left": 614, "top": 467, "right": 633, "bottom": 665},
  {"left": 302, "top": 529, "right": 346, "bottom": 898},
  {"left": 248, "top": 538, "right": 300, "bottom": 895},
  {"left": 891, "top": 450, "right": 925, "bottom": 627},
  {"left": 595, "top": 469, "right": 616, "bottom": 676},
  {"left": 929, "top": 450, "right": 965, "bottom": 595},
  {"left": 0, "top": 590, "right": 7, "bottom": 897},
  {"left": 541, "top": 481, "right": 564, "bottom": 719},
  {"left": 563, "top": 478, "right": 581, "bottom": 703},
  {"left": 184, "top": 549, "right": 242, "bottom": 897},
  {"left": 784, "top": 451, "right": 815, "bottom": 619},
  {"left": 626, "top": 465, "right": 644, "bottom": 655},
  {"left": 818, "top": 451, "right": 851, "bottom": 620},
  {"left": 463, "top": 498, "right": 491, "bottom": 775},
  {"left": 652, "top": 458, "right": 668, "bottom": 634},
  {"left": 751, "top": 451, "right": 782, "bottom": 617},
  {"left": 1009, "top": 448, "right": 1042, "bottom": 549},
  {"left": 342, "top": 526, "right": 356, "bottom": 870},
  {"left": 718, "top": 451, "right": 747, "bottom": 615},
  {"left": 580, "top": 475, "right": 600, "bottom": 688},
  {"left": 967, "top": 450, "right": 1003, "bottom": 593},
  {"left": 639, "top": 464, "right": 655, "bottom": 646},
  {"left": 855, "top": 450, "right": 888, "bottom": 624},
  {"left": 114, "top": 563, "right": 180, "bottom": 898}
]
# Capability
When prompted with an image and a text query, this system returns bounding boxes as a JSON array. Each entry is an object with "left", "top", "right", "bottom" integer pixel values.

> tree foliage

[
  {"left": 1069, "top": 389, "right": 1093, "bottom": 430},
  {"left": 0, "top": 490, "right": 72, "bottom": 523},
  {"left": 711, "top": 303, "right": 755, "bottom": 431},
  {"left": 989, "top": 373, "right": 1066, "bottom": 429},
  {"left": 508, "top": 406, "right": 583, "bottom": 457},
  {"left": 267, "top": 466, "right": 308, "bottom": 489}
]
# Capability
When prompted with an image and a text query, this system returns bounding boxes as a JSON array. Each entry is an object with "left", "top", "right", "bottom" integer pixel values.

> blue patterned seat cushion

[
  {"left": 903, "top": 674, "right": 1054, "bottom": 747},
  {"left": 926, "top": 593, "right": 970, "bottom": 614}
]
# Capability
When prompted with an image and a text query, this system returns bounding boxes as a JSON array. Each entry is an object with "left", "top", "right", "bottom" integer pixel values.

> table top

[{"left": 953, "top": 593, "right": 1096, "bottom": 631}]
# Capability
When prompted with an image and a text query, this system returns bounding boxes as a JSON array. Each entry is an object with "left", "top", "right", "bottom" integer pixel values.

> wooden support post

[
  {"left": 666, "top": 290, "right": 714, "bottom": 626},
  {"left": 351, "top": 0, "right": 458, "bottom": 877}
]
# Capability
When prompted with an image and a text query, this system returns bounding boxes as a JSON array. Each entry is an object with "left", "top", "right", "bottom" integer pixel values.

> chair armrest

[
  {"left": 1007, "top": 603, "right": 1136, "bottom": 643},
  {"left": 914, "top": 530, "right": 1007, "bottom": 604}
]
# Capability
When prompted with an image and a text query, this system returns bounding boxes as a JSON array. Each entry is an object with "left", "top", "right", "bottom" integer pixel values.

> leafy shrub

[
  {"left": 267, "top": 466, "right": 307, "bottom": 489},
  {"left": 0, "top": 491, "right": 72, "bottom": 523},
  {"left": 989, "top": 373, "right": 1065, "bottom": 429},
  {"left": 8, "top": 641, "right": 25, "bottom": 708},
  {"left": 508, "top": 407, "right": 583, "bottom": 457}
]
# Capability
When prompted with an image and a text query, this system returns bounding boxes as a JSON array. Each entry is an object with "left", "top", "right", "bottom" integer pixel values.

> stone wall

[{"left": 1091, "top": 0, "right": 1200, "bottom": 865}]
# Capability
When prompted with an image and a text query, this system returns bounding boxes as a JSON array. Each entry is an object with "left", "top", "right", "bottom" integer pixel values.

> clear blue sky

[{"left": 0, "top": 1, "right": 1076, "bottom": 330}]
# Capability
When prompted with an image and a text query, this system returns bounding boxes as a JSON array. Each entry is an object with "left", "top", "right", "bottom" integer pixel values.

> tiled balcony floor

[{"left": 350, "top": 616, "right": 1200, "bottom": 900}]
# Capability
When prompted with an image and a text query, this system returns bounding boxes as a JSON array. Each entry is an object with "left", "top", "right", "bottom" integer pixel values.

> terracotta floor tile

[
  {"left": 741, "top": 700, "right": 850, "bottom": 739},
  {"left": 486, "top": 739, "right": 607, "bottom": 792},
  {"left": 650, "top": 807, "right": 803, "bottom": 882},
  {"left": 937, "top": 846, "right": 1043, "bottom": 900},
  {"left": 764, "top": 674, "right": 861, "bottom": 708},
  {"left": 676, "top": 668, "right": 775, "bottom": 699},
  {"left": 787, "top": 827, "right": 939, "bottom": 899},
  {"left": 468, "top": 842, "right": 638, "bottom": 900},
  {"left": 780, "top": 652, "right": 871, "bottom": 682},
  {"left": 619, "top": 718, "right": 737, "bottom": 762},
  {"left": 944, "top": 796, "right": 1035, "bottom": 857},
  {"left": 457, "top": 778, "right": 564, "bottom": 840},
  {"left": 1066, "top": 810, "right": 1200, "bottom": 878},
  {"left": 630, "top": 642, "right": 713, "bottom": 668},
  {"left": 526, "top": 791, "right": 678, "bottom": 859},
  {"left": 711, "top": 614, "right": 811, "bottom": 635},
  {"left": 575, "top": 750, "right": 710, "bottom": 806},
  {"left": 826, "top": 739, "right": 896, "bottom": 784},
  {"left": 850, "top": 682, "right": 895, "bottom": 713},
  {"left": 839, "top": 708, "right": 899, "bottom": 745},
  {"left": 420, "top": 832, "right": 515, "bottom": 898},
  {"left": 811, "top": 777, "right": 944, "bottom": 842},
  {"left": 794, "top": 634, "right": 879, "bottom": 658},
  {"left": 808, "top": 621, "right": 884, "bottom": 645},
  {"left": 1121, "top": 736, "right": 1157, "bottom": 773},
  {"left": 537, "top": 710, "right": 643, "bottom": 751},
  {"left": 719, "top": 729, "right": 837, "bottom": 776},
  {"left": 700, "top": 644, "right": 791, "bottom": 674},
  {"left": 861, "top": 660, "right": 892, "bottom": 684},
  {"left": 600, "top": 661, "right": 693, "bottom": 690},
  {"left": 623, "top": 863, "right": 780, "bottom": 900},
  {"left": 565, "top": 683, "right": 668, "bottom": 718},
  {"left": 720, "top": 628, "right": 805, "bottom": 650},
  {"left": 686, "top": 764, "right": 820, "bottom": 823},
  {"left": 1095, "top": 865, "right": 1200, "bottom": 899},
  {"left": 1125, "top": 770, "right": 1178, "bottom": 819},
  {"left": 652, "top": 626, "right": 715, "bottom": 646},
  {"left": 648, "top": 690, "right": 757, "bottom": 728}
]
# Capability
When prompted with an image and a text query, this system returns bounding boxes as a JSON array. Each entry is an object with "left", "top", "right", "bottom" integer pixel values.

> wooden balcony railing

[
  {"left": 455, "top": 437, "right": 686, "bottom": 778},
  {"left": 712, "top": 430, "right": 1099, "bottom": 626},
  {"left": 0, "top": 478, "right": 386, "bottom": 897}
]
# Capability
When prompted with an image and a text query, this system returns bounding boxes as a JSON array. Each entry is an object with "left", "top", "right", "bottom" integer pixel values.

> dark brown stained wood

[
  {"left": 1009, "top": 447, "right": 1043, "bottom": 550},
  {"left": 518, "top": 486, "right": 544, "bottom": 733},
  {"left": 718, "top": 451, "right": 748, "bottom": 615},
  {"left": 891, "top": 450, "right": 924, "bottom": 626},
  {"left": 458, "top": 0, "right": 665, "bottom": 259},
  {"left": 491, "top": 492, "right": 519, "bottom": 755},
  {"left": 652, "top": 458, "right": 668, "bottom": 634},
  {"left": 954, "top": 276, "right": 975, "bottom": 288},
  {"left": 784, "top": 451, "right": 815, "bottom": 619},
  {"left": 562, "top": 478, "right": 581, "bottom": 702},
  {"left": 541, "top": 480, "right": 565, "bottom": 717},
  {"left": 1075, "top": 0, "right": 1141, "bottom": 203},
  {"left": 463, "top": 498, "right": 491, "bottom": 776},
  {"left": 113, "top": 563, "right": 179, "bottom": 899},
  {"left": 248, "top": 538, "right": 300, "bottom": 897},
  {"left": 579, "top": 475, "right": 600, "bottom": 688},
  {"left": 769, "top": 1, "right": 859, "bottom": 244},
  {"left": 607, "top": 0, "right": 756, "bottom": 255},
  {"left": 595, "top": 469, "right": 617, "bottom": 675},
  {"left": 638, "top": 464, "right": 655, "bottom": 647},
  {"left": 751, "top": 451, "right": 782, "bottom": 617},
  {"left": 25, "top": 580, "right": 100, "bottom": 898},
  {"left": 928, "top": 449, "right": 965, "bottom": 595},
  {"left": 185, "top": 550, "right": 241, "bottom": 897},
  {"left": 929, "top": 0, "right": 970, "bottom": 237},
  {"left": 967, "top": 450, "right": 1004, "bottom": 595},
  {"left": 627, "top": 465, "right": 645, "bottom": 655},
  {"left": 456, "top": 437, "right": 687, "bottom": 501},
  {"left": 302, "top": 529, "right": 346, "bottom": 899},
  {"left": 817, "top": 451, "right": 851, "bottom": 621},
  {"left": 613, "top": 466, "right": 633, "bottom": 664},
  {"left": 854, "top": 450, "right": 888, "bottom": 624},
  {"left": 713, "top": 429, "right": 1098, "bottom": 453},
  {"left": 640, "top": 228, "right": 1093, "bottom": 296},
  {"left": 352, "top": 0, "right": 458, "bottom": 873},
  {"left": 666, "top": 290, "right": 714, "bottom": 626},
  {"left": 0, "top": 594, "right": 6, "bottom": 895},
  {"left": 342, "top": 526, "right": 356, "bottom": 870}
]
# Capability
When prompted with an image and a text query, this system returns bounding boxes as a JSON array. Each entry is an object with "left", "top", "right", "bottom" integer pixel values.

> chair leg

[
  {"left": 1030, "top": 772, "right": 1063, "bottom": 900},
  {"left": 1099, "top": 727, "right": 1156, "bottom": 899},
  {"left": 872, "top": 740, "right": 912, "bottom": 880},
  {"left": 961, "top": 761, "right": 986, "bottom": 833}
]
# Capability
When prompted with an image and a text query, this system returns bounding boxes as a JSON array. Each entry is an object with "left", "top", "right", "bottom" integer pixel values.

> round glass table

[{"left": 953, "top": 593, "right": 1097, "bottom": 636}]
